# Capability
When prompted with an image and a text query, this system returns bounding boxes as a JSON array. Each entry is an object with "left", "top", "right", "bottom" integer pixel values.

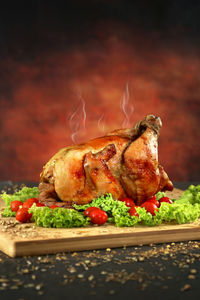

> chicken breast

[{"left": 38, "top": 115, "right": 173, "bottom": 207}]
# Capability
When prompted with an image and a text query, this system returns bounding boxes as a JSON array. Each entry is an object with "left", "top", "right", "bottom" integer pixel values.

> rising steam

[
  {"left": 120, "top": 83, "right": 134, "bottom": 128},
  {"left": 69, "top": 93, "right": 86, "bottom": 143},
  {"left": 97, "top": 113, "right": 105, "bottom": 133}
]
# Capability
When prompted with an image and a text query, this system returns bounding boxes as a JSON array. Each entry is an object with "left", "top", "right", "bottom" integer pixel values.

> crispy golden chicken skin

[{"left": 38, "top": 115, "right": 173, "bottom": 207}]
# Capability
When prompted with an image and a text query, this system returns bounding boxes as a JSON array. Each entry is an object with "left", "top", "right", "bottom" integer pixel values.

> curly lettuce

[
  {"left": 1, "top": 184, "right": 200, "bottom": 228},
  {"left": 29, "top": 204, "right": 89, "bottom": 228},
  {"left": 74, "top": 188, "right": 200, "bottom": 227},
  {"left": 1, "top": 187, "right": 39, "bottom": 217},
  {"left": 175, "top": 185, "right": 200, "bottom": 205}
]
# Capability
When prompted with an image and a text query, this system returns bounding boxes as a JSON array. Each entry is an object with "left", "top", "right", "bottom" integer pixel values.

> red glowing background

[{"left": 0, "top": 4, "right": 200, "bottom": 183}]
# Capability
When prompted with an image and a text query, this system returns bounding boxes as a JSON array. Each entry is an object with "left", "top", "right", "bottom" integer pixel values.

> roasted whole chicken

[{"left": 39, "top": 115, "right": 173, "bottom": 207}]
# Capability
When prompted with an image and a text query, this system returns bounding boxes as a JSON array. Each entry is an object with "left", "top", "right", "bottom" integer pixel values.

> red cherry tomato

[
  {"left": 141, "top": 202, "right": 158, "bottom": 216},
  {"left": 15, "top": 208, "right": 32, "bottom": 223},
  {"left": 89, "top": 209, "right": 108, "bottom": 225},
  {"left": 129, "top": 206, "right": 139, "bottom": 217},
  {"left": 29, "top": 197, "right": 39, "bottom": 203},
  {"left": 159, "top": 197, "right": 173, "bottom": 204},
  {"left": 50, "top": 205, "right": 59, "bottom": 209},
  {"left": 120, "top": 198, "right": 135, "bottom": 207},
  {"left": 83, "top": 207, "right": 101, "bottom": 217},
  {"left": 22, "top": 198, "right": 38, "bottom": 210},
  {"left": 10, "top": 200, "right": 23, "bottom": 212},
  {"left": 146, "top": 196, "right": 159, "bottom": 208},
  {"left": 36, "top": 203, "right": 45, "bottom": 207}
]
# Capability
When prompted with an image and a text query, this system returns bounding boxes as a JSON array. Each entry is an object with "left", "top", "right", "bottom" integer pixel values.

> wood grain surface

[{"left": 1, "top": 188, "right": 200, "bottom": 258}]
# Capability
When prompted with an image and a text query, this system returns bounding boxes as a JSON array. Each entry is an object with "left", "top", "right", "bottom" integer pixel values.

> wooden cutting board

[{"left": 1, "top": 188, "right": 200, "bottom": 258}]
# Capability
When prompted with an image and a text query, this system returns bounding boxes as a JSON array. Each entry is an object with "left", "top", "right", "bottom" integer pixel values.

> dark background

[{"left": 0, "top": 0, "right": 200, "bottom": 182}]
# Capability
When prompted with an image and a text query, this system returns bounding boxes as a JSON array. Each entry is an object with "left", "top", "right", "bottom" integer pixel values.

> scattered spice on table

[{"left": 0, "top": 240, "right": 199, "bottom": 295}]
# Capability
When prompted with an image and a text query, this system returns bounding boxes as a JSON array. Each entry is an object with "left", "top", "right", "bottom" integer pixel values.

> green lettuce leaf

[
  {"left": 175, "top": 185, "right": 200, "bottom": 205},
  {"left": 74, "top": 189, "right": 200, "bottom": 227},
  {"left": 156, "top": 191, "right": 167, "bottom": 200},
  {"left": 29, "top": 204, "right": 89, "bottom": 228},
  {"left": 1, "top": 187, "right": 39, "bottom": 217},
  {"left": 158, "top": 201, "right": 200, "bottom": 224},
  {"left": 2, "top": 185, "right": 200, "bottom": 228},
  {"left": 73, "top": 193, "right": 133, "bottom": 226}
]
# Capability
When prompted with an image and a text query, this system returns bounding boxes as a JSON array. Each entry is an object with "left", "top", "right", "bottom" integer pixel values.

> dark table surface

[{"left": 0, "top": 181, "right": 200, "bottom": 300}]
